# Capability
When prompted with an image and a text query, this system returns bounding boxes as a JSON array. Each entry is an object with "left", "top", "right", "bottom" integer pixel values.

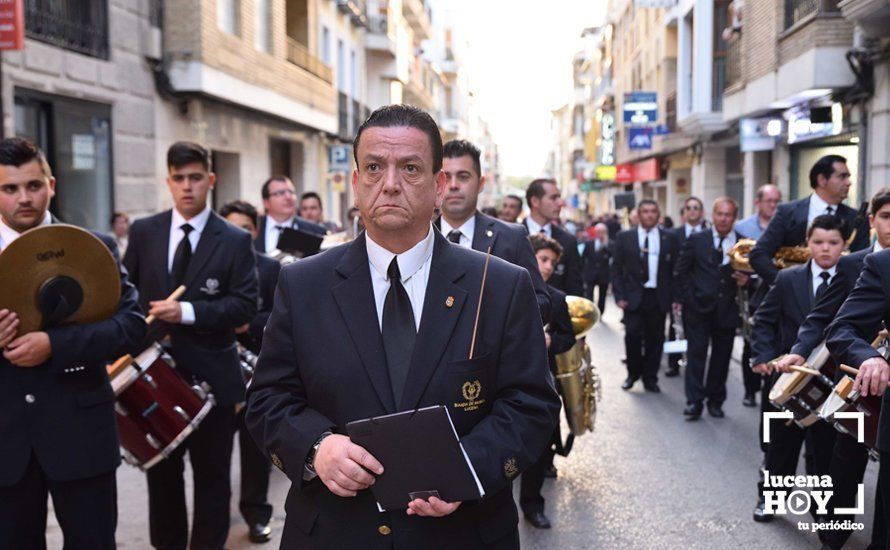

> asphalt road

[{"left": 47, "top": 297, "right": 879, "bottom": 548}]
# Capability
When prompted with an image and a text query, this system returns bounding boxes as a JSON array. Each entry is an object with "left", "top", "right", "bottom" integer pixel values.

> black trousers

[
  {"left": 740, "top": 339, "right": 763, "bottom": 397},
  {"left": 584, "top": 279, "right": 608, "bottom": 315},
  {"left": 0, "top": 453, "right": 117, "bottom": 550},
  {"left": 762, "top": 416, "right": 836, "bottom": 486},
  {"left": 684, "top": 309, "right": 735, "bottom": 406},
  {"left": 822, "top": 432, "right": 874, "bottom": 549},
  {"left": 623, "top": 290, "right": 666, "bottom": 384},
  {"left": 238, "top": 409, "right": 272, "bottom": 525},
  {"left": 147, "top": 405, "right": 237, "bottom": 550},
  {"left": 519, "top": 428, "right": 558, "bottom": 516}
]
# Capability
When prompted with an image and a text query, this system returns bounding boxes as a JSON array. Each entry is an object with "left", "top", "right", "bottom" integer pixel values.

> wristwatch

[{"left": 305, "top": 431, "right": 333, "bottom": 475}]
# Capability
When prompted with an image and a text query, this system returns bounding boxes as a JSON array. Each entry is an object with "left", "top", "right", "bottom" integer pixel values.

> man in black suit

[
  {"left": 254, "top": 175, "right": 327, "bottom": 253},
  {"left": 437, "top": 139, "right": 550, "bottom": 322},
  {"left": 750, "top": 155, "right": 869, "bottom": 286},
  {"left": 581, "top": 222, "right": 611, "bottom": 314},
  {"left": 124, "top": 142, "right": 258, "bottom": 549},
  {"left": 523, "top": 179, "right": 584, "bottom": 296},
  {"left": 220, "top": 200, "right": 282, "bottom": 544},
  {"left": 0, "top": 138, "right": 145, "bottom": 548},
  {"left": 245, "top": 105, "right": 559, "bottom": 549},
  {"left": 749, "top": 215, "right": 844, "bottom": 523},
  {"left": 675, "top": 197, "right": 749, "bottom": 419},
  {"left": 499, "top": 194, "right": 523, "bottom": 224},
  {"left": 611, "top": 199, "right": 678, "bottom": 392}
]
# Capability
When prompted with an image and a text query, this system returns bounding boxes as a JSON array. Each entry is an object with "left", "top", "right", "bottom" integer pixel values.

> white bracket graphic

[
  {"left": 834, "top": 411, "right": 866, "bottom": 443},
  {"left": 835, "top": 483, "right": 866, "bottom": 515},
  {"left": 763, "top": 411, "right": 794, "bottom": 443}
]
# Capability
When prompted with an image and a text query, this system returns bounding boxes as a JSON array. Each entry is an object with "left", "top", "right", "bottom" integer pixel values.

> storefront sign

[
  {"left": 740, "top": 118, "right": 780, "bottom": 152},
  {"left": 787, "top": 103, "right": 843, "bottom": 144},
  {"left": 615, "top": 163, "right": 635, "bottom": 183},
  {"left": 328, "top": 145, "right": 351, "bottom": 171},
  {"left": 635, "top": 158, "right": 661, "bottom": 182},
  {"left": 595, "top": 165, "right": 616, "bottom": 181},
  {"left": 599, "top": 112, "right": 615, "bottom": 166},
  {"left": 629, "top": 127, "right": 653, "bottom": 150},
  {"left": 0, "top": 0, "right": 24, "bottom": 50},
  {"left": 623, "top": 92, "right": 658, "bottom": 126}
]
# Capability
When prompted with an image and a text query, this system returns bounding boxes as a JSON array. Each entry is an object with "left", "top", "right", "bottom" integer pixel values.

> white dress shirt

[
  {"left": 440, "top": 215, "right": 476, "bottom": 249},
  {"left": 712, "top": 228, "right": 736, "bottom": 266},
  {"left": 264, "top": 215, "right": 296, "bottom": 252},
  {"left": 366, "top": 224, "right": 435, "bottom": 331},
  {"left": 685, "top": 222, "right": 704, "bottom": 238},
  {"left": 0, "top": 211, "right": 51, "bottom": 252},
  {"left": 526, "top": 216, "right": 551, "bottom": 237},
  {"left": 168, "top": 205, "right": 211, "bottom": 325},
  {"left": 807, "top": 193, "right": 841, "bottom": 227},
  {"left": 810, "top": 261, "right": 837, "bottom": 298},
  {"left": 875, "top": 241, "right": 885, "bottom": 253},
  {"left": 637, "top": 225, "right": 660, "bottom": 288}
]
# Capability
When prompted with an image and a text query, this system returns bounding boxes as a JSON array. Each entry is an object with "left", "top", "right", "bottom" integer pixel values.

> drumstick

[
  {"left": 789, "top": 365, "right": 821, "bottom": 376},
  {"left": 469, "top": 247, "right": 492, "bottom": 360},
  {"left": 145, "top": 285, "right": 186, "bottom": 325},
  {"left": 840, "top": 363, "right": 890, "bottom": 387}
]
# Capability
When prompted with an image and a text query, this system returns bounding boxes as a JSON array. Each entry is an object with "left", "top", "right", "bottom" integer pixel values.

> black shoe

[
  {"left": 248, "top": 523, "right": 273, "bottom": 543},
  {"left": 753, "top": 497, "right": 773, "bottom": 523},
  {"left": 524, "top": 511, "right": 552, "bottom": 529},
  {"left": 742, "top": 393, "right": 757, "bottom": 407},
  {"left": 665, "top": 366, "right": 680, "bottom": 377},
  {"left": 683, "top": 403, "right": 702, "bottom": 420},
  {"left": 621, "top": 378, "right": 635, "bottom": 390},
  {"left": 643, "top": 382, "right": 661, "bottom": 393},
  {"left": 544, "top": 465, "right": 557, "bottom": 479},
  {"left": 707, "top": 403, "right": 725, "bottom": 418}
]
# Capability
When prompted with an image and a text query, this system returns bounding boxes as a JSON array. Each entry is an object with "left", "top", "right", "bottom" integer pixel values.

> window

[
  {"left": 321, "top": 26, "right": 331, "bottom": 65},
  {"left": 25, "top": 0, "right": 109, "bottom": 59},
  {"left": 217, "top": 0, "right": 239, "bottom": 35},
  {"left": 255, "top": 0, "right": 270, "bottom": 52},
  {"left": 350, "top": 49, "right": 357, "bottom": 97},
  {"left": 337, "top": 39, "right": 346, "bottom": 93}
]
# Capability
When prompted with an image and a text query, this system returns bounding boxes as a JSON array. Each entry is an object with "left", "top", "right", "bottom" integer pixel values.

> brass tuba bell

[{"left": 554, "top": 296, "right": 602, "bottom": 436}]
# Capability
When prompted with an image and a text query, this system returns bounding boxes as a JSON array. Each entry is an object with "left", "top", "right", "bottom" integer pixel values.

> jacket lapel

[
  {"left": 182, "top": 212, "right": 223, "bottom": 292},
  {"left": 793, "top": 198, "right": 810, "bottom": 243},
  {"left": 331, "top": 234, "right": 396, "bottom": 412},
  {"left": 155, "top": 211, "right": 173, "bottom": 293},
  {"left": 793, "top": 262, "right": 813, "bottom": 317},
  {"left": 399, "top": 233, "right": 468, "bottom": 411},
  {"left": 471, "top": 211, "right": 498, "bottom": 252}
]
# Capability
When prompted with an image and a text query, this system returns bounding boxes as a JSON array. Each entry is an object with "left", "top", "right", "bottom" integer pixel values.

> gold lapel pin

[{"left": 445, "top": 296, "right": 455, "bottom": 308}]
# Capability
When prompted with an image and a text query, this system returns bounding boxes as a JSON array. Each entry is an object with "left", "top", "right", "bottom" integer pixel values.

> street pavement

[{"left": 47, "top": 297, "right": 879, "bottom": 548}]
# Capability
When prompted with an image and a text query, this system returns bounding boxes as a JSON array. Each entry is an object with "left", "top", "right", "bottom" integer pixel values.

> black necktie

[
  {"left": 815, "top": 271, "right": 831, "bottom": 301},
  {"left": 447, "top": 229, "right": 462, "bottom": 244},
  {"left": 826, "top": 206, "right": 835, "bottom": 217},
  {"left": 641, "top": 233, "right": 650, "bottom": 282},
  {"left": 715, "top": 235, "right": 726, "bottom": 263},
  {"left": 382, "top": 257, "right": 416, "bottom": 405},
  {"left": 171, "top": 223, "right": 194, "bottom": 286}
]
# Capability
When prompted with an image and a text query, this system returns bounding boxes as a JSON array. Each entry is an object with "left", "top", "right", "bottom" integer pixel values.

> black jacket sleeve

[
  {"left": 826, "top": 253, "right": 888, "bottom": 368},
  {"left": 751, "top": 271, "right": 785, "bottom": 366},
  {"left": 749, "top": 205, "right": 789, "bottom": 285}
]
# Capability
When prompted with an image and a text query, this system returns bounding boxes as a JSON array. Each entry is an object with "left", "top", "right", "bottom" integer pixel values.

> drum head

[
  {"left": 819, "top": 391, "right": 847, "bottom": 420},
  {"left": 769, "top": 371, "right": 808, "bottom": 404},
  {"left": 134, "top": 343, "right": 164, "bottom": 370}
]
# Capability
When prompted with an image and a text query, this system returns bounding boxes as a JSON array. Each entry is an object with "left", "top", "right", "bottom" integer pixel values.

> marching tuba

[{"left": 554, "top": 296, "right": 602, "bottom": 436}]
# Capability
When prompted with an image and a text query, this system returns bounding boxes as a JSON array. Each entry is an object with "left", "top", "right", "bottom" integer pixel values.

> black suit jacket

[
  {"left": 1, "top": 227, "right": 145, "bottom": 487},
  {"left": 546, "top": 285, "right": 576, "bottom": 374},
  {"left": 581, "top": 239, "right": 612, "bottom": 286},
  {"left": 751, "top": 263, "right": 814, "bottom": 366},
  {"left": 826, "top": 250, "right": 890, "bottom": 450},
  {"left": 749, "top": 196, "right": 869, "bottom": 285},
  {"left": 254, "top": 214, "right": 328, "bottom": 253},
  {"left": 238, "top": 252, "right": 281, "bottom": 354},
  {"left": 245, "top": 231, "right": 560, "bottom": 549},
  {"left": 610, "top": 227, "right": 678, "bottom": 312},
  {"left": 523, "top": 220, "right": 584, "bottom": 296},
  {"left": 790, "top": 248, "right": 869, "bottom": 359},
  {"left": 124, "top": 210, "right": 258, "bottom": 405},
  {"left": 437, "top": 211, "right": 551, "bottom": 322},
  {"left": 674, "top": 230, "right": 746, "bottom": 329}
]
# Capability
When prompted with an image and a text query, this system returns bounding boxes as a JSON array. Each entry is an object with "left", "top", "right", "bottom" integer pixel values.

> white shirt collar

[
  {"left": 875, "top": 241, "right": 885, "bottom": 253},
  {"left": 268, "top": 214, "right": 296, "bottom": 230},
  {"left": 686, "top": 222, "right": 703, "bottom": 236},
  {"left": 637, "top": 224, "right": 658, "bottom": 238},
  {"left": 810, "top": 193, "right": 838, "bottom": 215},
  {"left": 171, "top": 204, "right": 211, "bottom": 234},
  {"left": 810, "top": 260, "right": 837, "bottom": 280},
  {"left": 0, "top": 210, "right": 52, "bottom": 251},
  {"left": 526, "top": 216, "right": 550, "bottom": 236},
  {"left": 366, "top": 224, "right": 435, "bottom": 283},
  {"left": 440, "top": 215, "right": 476, "bottom": 244}
]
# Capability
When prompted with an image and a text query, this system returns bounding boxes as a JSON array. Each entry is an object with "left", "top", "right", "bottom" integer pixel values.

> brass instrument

[
  {"left": 554, "top": 296, "right": 602, "bottom": 436},
  {"left": 728, "top": 238, "right": 811, "bottom": 273},
  {"left": 320, "top": 231, "right": 351, "bottom": 251}
]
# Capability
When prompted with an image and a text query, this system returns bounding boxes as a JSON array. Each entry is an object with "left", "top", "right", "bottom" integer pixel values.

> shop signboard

[
  {"left": 0, "top": 0, "right": 24, "bottom": 50},
  {"left": 787, "top": 103, "right": 843, "bottom": 144},
  {"left": 629, "top": 127, "right": 653, "bottom": 150},
  {"left": 595, "top": 165, "right": 617, "bottom": 181},
  {"left": 615, "top": 163, "right": 635, "bottom": 183},
  {"left": 623, "top": 92, "right": 658, "bottom": 126}
]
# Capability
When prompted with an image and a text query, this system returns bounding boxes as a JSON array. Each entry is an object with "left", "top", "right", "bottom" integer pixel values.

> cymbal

[{"left": 0, "top": 224, "right": 120, "bottom": 334}]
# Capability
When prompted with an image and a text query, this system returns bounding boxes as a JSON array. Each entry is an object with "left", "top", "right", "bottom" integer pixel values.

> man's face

[
  {"left": 818, "top": 162, "right": 852, "bottom": 203},
  {"left": 712, "top": 201, "right": 737, "bottom": 236},
  {"left": 595, "top": 224, "right": 608, "bottom": 239},
  {"left": 166, "top": 162, "right": 215, "bottom": 218},
  {"left": 225, "top": 212, "right": 258, "bottom": 239},
  {"left": 684, "top": 200, "right": 703, "bottom": 226},
  {"left": 535, "top": 248, "right": 559, "bottom": 282},
  {"left": 263, "top": 179, "right": 298, "bottom": 220},
  {"left": 531, "top": 183, "right": 564, "bottom": 223},
  {"left": 352, "top": 126, "right": 445, "bottom": 235},
  {"left": 442, "top": 155, "right": 484, "bottom": 222},
  {"left": 870, "top": 203, "right": 890, "bottom": 249},
  {"left": 499, "top": 197, "right": 521, "bottom": 222},
  {"left": 756, "top": 187, "right": 782, "bottom": 219},
  {"left": 638, "top": 203, "right": 659, "bottom": 229},
  {"left": 112, "top": 216, "right": 129, "bottom": 238},
  {"left": 300, "top": 197, "right": 323, "bottom": 223},
  {"left": 808, "top": 228, "right": 845, "bottom": 270},
  {"left": 0, "top": 160, "right": 55, "bottom": 232}
]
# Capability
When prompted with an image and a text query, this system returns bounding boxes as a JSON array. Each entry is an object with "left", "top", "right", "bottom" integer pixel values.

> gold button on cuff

[{"left": 378, "top": 525, "right": 391, "bottom": 536}]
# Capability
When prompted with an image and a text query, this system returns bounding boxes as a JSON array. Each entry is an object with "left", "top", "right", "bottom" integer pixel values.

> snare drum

[
  {"left": 108, "top": 343, "right": 215, "bottom": 470},
  {"left": 819, "top": 376, "right": 881, "bottom": 459},
  {"left": 768, "top": 370, "right": 834, "bottom": 427}
]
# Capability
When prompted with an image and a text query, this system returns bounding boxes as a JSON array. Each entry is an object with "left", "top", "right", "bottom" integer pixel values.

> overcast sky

[{"left": 452, "top": 0, "right": 607, "bottom": 178}]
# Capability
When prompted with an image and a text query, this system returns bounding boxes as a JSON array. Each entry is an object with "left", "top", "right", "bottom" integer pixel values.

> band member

[
  {"left": 437, "top": 139, "right": 551, "bottom": 321},
  {"left": 219, "top": 200, "right": 281, "bottom": 544},
  {"left": 778, "top": 188, "right": 890, "bottom": 549},
  {"left": 611, "top": 199, "right": 679, "bottom": 393},
  {"left": 124, "top": 142, "right": 258, "bottom": 549},
  {"left": 520, "top": 233, "right": 577, "bottom": 529},
  {"left": 299, "top": 191, "right": 341, "bottom": 233},
  {"left": 255, "top": 175, "right": 326, "bottom": 253},
  {"left": 750, "top": 155, "right": 869, "bottom": 286},
  {"left": 523, "top": 179, "right": 584, "bottom": 296},
  {"left": 581, "top": 222, "right": 612, "bottom": 314},
  {"left": 499, "top": 194, "right": 523, "bottom": 224},
  {"left": 750, "top": 215, "right": 844, "bottom": 523},
  {"left": 0, "top": 137, "right": 145, "bottom": 548},
  {"left": 245, "top": 105, "right": 559, "bottom": 548},
  {"left": 674, "top": 197, "right": 749, "bottom": 419}
]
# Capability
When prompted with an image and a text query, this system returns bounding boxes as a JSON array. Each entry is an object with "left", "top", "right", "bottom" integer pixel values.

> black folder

[
  {"left": 345, "top": 405, "right": 484, "bottom": 511},
  {"left": 276, "top": 227, "right": 323, "bottom": 257}
]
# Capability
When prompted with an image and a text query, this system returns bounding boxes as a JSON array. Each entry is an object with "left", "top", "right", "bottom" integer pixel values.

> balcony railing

[
  {"left": 287, "top": 37, "right": 334, "bottom": 83},
  {"left": 724, "top": 38, "right": 741, "bottom": 90},
  {"left": 712, "top": 55, "right": 726, "bottom": 112},
  {"left": 784, "top": 0, "right": 841, "bottom": 29},
  {"left": 25, "top": 0, "right": 109, "bottom": 59}
]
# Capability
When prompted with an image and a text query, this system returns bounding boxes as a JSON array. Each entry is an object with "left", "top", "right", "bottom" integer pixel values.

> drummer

[
  {"left": 750, "top": 215, "right": 845, "bottom": 526},
  {"left": 0, "top": 137, "right": 145, "bottom": 548}
]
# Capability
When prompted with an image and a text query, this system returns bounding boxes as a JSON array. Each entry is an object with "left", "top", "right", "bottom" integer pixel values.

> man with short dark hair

[
  {"left": 0, "top": 137, "right": 145, "bottom": 549},
  {"left": 299, "top": 191, "right": 341, "bottom": 233},
  {"left": 124, "top": 141, "right": 258, "bottom": 549},
  {"left": 499, "top": 195, "right": 523, "bottom": 223},
  {"left": 438, "top": 139, "right": 550, "bottom": 321},
  {"left": 523, "top": 179, "right": 584, "bottom": 296},
  {"left": 255, "top": 175, "right": 326, "bottom": 253}
]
